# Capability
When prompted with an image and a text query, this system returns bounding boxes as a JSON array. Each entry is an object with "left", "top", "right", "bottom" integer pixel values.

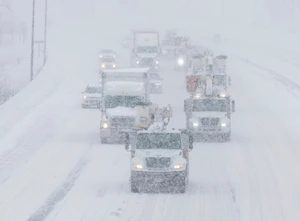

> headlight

[
  {"left": 193, "top": 122, "right": 199, "bottom": 127},
  {"left": 133, "top": 164, "right": 143, "bottom": 169},
  {"left": 136, "top": 61, "right": 139, "bottom": 64},
  {"left": 194, "top": 94, "right": 201, "bottom": 99},
  {"left": 101, "top": 64, "right": 105, "bottom": 68},
  {"left": 174, "top": 164, "right": 184, "bottom": 169},
  {"left": 99, "top": 55, "right": 102, "bottom": 58},
  {"left": 177, "top": 59, "right": 184, "bottom": 65},
  {"left": 221, "top": 123, "right": 227, "bottom": 127},
  {"left": 102, "top": 123, "right": 109, "bottom": 128},
  {"left": 219, "top": 93, "right": 227, "bottom": 98},
  {"left": 156, "top": 61, "right": 159, "bottom": 64},
  {"left": 113, "top": 64, "right": 116, "bottom": 68},
  {"left": 113, "top": 55, "right": 116, "bottom": 58},
  {"left": 83, "top": 95, "right": 87, "bottom": 99},
  {"left": 163, "top": 50, "right": 167, "bottom": 54}
]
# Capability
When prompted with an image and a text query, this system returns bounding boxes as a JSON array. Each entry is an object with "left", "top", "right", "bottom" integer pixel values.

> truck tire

[
  {"left": 223, "top": 131, "right": 231, "bottom": 142},
  {"left": 178, "top": 178, "right": 187, "bottom": 193},
  {"left": 101, "top": 137, "right": 107, "bottom": 144},
  {"left": 177, "top": 173, "right": 187, "bottom": 193},
  {"left": 131, "top": 177, "right": 139, "bottom": 193}
]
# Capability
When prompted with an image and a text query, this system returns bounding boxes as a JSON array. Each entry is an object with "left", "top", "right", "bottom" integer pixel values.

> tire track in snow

[
  {"left": 0, "top": 115, "right": 60, "bottom": 186},
  {"left": 238, "top": 57, "right": 300, "bottom": 93},
  {"left": 26, "top": 148, "right": 91, "bottom": 221}
]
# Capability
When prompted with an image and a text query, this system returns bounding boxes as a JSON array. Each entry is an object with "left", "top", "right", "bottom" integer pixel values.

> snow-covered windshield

[
  {"left": 136, "top": 133, "right": 181, "bottom": 149},
  {"left": 192, "top": 99, "right": 227, "bottom": 112},
  {"left": 136, "top": 46, "right": 158, "bottom": 53},
  {"left": 101, "top": 57, "right": 115, "bottom": 62},
  {"left": 85, "top": 87, "right": 102, "bottom": 93},
  {"left": 213, "top": 75, "right": 227, "bottom": 86},
  {"left": 100, "top": 50, "right": 113, "bottom": 53},
  {"left": 105, "top": 95, "right": 144, "bottom": 108}
]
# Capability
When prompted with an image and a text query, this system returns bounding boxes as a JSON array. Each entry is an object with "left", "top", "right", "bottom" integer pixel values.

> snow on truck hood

[
  {"left": 136, "top": 53, "right": 158, "bottom": 58},
  {"left": 104, "top": 81, "right": 145, "bottom": 92},
  {"left": 83, "top": 93, "right": 102, "bottom": 98},
  {"left": 135, "top": 149, "right": 182, "bottom": 158},
  {"left": 106, "top": 107, "right": 136, "bottom": 117},
  {"left": 192, "top": 111, "right": 227, "bottom": 118}
]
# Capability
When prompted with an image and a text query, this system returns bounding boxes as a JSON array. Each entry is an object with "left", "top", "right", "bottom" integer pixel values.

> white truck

[
  {"left": 131, "top": 31, "right": 160, "bottom": 72},
  {"left": 100, "top": 68, "right": 150, "bottom": 144},
  {"left": 184, "top": 95, "right": 235, "bottom": 141},
  {"left": 125, "top": 126, "right": 193, "bottom": 193},
  {"left": 100, "top": 68, "right": 171, "bottom": 144}
]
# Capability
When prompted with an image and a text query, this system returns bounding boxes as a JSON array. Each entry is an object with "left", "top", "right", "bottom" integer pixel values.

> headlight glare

[
  {"left": 221, "top": 123, "right": 227, "bottom": 127},
  {"left": 193, "top": 122, "right": 199, "bottom": 127},
  {"left": 102, "top": 123, "right": 109, "bottom": 128},
  {"left": 174, "top": 164, "right": 184, "bottom": 169},
  {"left": 194, "top": 94, "right": 201, "bottom": 99},
  {"left": 133, "top": 164, "right": 143, "bottom": 169},
  {"left": 177, "top": 59, "right": 184, "bottom": 65}
]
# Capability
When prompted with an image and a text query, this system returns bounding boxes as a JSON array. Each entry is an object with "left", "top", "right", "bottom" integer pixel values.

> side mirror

[
  {"left": 189, "top": 135, "right": 194, "bottom": 150},
  {"left": 125, "top": 133, "right": 131, "bottom": 152},
  {"left": 184, "top": 100, "right": 187, "bottom": 112},
  {"left": 232, "top": 100, "right": 235, "bottom": 112},
  {"left": 184, "top": 99, "right": 192, "bottom": 114}
]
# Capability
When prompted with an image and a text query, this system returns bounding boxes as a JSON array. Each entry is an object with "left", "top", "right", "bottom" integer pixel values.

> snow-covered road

[
  {"left": 1, "top": 1, "right": 300, "bottom": 220},
  {"left": 1, "top": 50, "right": 300, "bottom": 220}
]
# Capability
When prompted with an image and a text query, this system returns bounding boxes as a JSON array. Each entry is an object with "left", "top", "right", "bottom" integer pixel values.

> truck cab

[
  {"left": 184, "top": 96, "right": 235, "bottom": 141},
  {"left": 125, "top": 129, "right": 193, "bottom": 193}
]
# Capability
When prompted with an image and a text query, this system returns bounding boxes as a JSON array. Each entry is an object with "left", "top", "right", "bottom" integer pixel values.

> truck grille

[
  {"left": 140, "top": 58, "right": 154, "bottom": 67},
  {"left": 146, "top": 157, "right": 171, "bottom": 168},
  {"left": 110, "top": 117, "right": 135, "bottom": 128},
  {"left": 200, "top": 118, "right": 219, "bottom": 126}
]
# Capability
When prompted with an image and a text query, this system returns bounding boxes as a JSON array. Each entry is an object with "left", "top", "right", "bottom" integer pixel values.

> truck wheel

[
  {"left": 131, "top": 177, "right": 139, "bottom": 193},
  {"left": 178, "top": 179, "right": 186, "bottom": 193},
  {"left": 101, "top": 137, "right": 107, "bottom": 144},
  {"left": 223, "top": 131, "right": 231, "bottom": 142},
  {"left": 177, "top": 175, "right": 187, "bottom": 193}
]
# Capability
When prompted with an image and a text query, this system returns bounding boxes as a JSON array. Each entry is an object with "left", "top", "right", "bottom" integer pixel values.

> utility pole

[
  {"left": 30, "top": 0, "right": 35, "bottom": 81},
  {"left": 43, "top": 0, "right": 48, "bottom": 65}
]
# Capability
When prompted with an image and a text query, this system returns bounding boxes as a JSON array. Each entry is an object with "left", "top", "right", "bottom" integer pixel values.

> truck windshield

[
  {"left": 85, "top": 87, "right": 102, "bottom": 93},
  {"left": 136, "top": 46, "right": 158, "bottom": 53},
  {"left": 100, "top": 50, "right": 113, "bottom": 53},
  {"left": 105, "top": 96, "right": 144, "bottom": 108},
  {"left": 213, "top": 75, "right": 227, "bottom": 86},
  {"left": 192, "top": 99, "right": 227, "bottom": 112},
  {"left": 136, "top": 133, "right": 181, "bottom": 149},
  {"left": 101, "top": 57, "right": 115, "bottom": 62}
]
